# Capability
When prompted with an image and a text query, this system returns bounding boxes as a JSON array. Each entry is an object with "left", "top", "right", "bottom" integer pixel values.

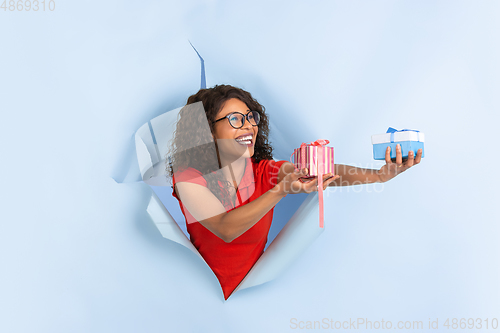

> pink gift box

[{"left": 292, "top": 140, "right": 335, "bottom": 180}]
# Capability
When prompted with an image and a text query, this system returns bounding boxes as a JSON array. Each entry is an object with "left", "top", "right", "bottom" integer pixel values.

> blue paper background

[{"left": 1, "top": 1, "right": 499, "bottom": 332}]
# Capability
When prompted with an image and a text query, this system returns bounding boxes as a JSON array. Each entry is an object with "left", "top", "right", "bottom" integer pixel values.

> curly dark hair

[{"left": 166, "top": 84, "right": 274, "bottom": 206}]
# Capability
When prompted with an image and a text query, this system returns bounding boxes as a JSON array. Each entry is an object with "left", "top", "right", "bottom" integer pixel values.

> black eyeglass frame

[{"left": 212, "top": 111, "right": 261, "bottom": 129}]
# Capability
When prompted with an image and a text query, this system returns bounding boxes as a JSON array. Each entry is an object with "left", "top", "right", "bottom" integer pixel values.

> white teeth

[
  {"left": 235, "top": 135, "right": 252, "bottom": 145},
  {"left": 235, "top": 135, "right": 252, "bottom": 142}
]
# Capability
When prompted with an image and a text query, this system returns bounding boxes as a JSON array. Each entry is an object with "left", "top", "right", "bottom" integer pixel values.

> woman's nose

[{"left": 241, "top": 118, "right": 253, "bottom": 130}]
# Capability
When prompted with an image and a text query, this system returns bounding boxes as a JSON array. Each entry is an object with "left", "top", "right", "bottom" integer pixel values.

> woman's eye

[{"left": 230, "top": 116, "right": 239, "bottom": 122}]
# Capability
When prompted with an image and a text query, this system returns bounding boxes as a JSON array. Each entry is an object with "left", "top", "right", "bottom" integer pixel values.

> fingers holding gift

[
  {"left": 406, "top": 150, "right": 415, "bottom": 168},
  {"left": 385, "top": 146, "right": 392, "bottom": 165},
  {"left": 415, "top": 148, "right": 422, "bottom": 164},
  {"left": 284, "top": 168, "right": 316, "bottom": 194},
  {"left": 404, "top": 149, "right": 422, "bottom": 169},
  {"left": 299, "top": 168, "right": 309, "bottom": 177},
  {"left": 395, "top": 144, "right": 403, "bottom": 166},
  {"left": 290, "top": 177, "right": 317, "bottom": 193},
  {"left": 305, "top": 173, "right": 337, "bottom": 192},
  {"left": 292, "top": 168, "right": 308, "bottom": 181},
  {"left": 379, "top": 145, "right": 423, "bottom": 181},
  {"left": 323, "top": 173, "right": 339, "bottom": 187},
  {"left": 291, "top": 173, "right": 337, "bottom": 193}
]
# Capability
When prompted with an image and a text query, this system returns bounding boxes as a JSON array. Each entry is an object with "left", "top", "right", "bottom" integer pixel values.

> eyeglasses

[{"left": 213, "top": 111, "right": 261, "bottom": 129}]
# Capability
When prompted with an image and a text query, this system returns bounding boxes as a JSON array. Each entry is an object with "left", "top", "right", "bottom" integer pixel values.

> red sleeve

[
  {"left": 256, "top": 159, "right": 288, "bottom": 190},
  {"left": 171, "top": 168, "right": 207, "bottom": 199}
]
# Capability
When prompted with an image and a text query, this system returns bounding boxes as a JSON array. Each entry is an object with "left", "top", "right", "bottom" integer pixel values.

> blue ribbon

[
  {"left": 189, "top": 41, "right": 206, "bottom": 89},
  {"left": 386, "top": 127, "right": 420, "bottom": 143}
]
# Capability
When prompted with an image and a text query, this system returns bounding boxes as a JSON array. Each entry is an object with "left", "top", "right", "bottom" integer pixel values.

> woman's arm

[
  {"left": 175, "top": 182, "right": 285, "bottom": 243},
  {"left": 276, "top": 159, "right": 381, "bottom": 186},
  {"left": 277, "top": 145, "right": 423, "bottom": 187},
  {"left": 329, "top": 144, "right": 423, "bottom": 186},
  {"left": 175, "top": 167, "right": 337, "bottom": 243},
  {"left": 329, "top": 164, "right": 381, "bottom": 186}
]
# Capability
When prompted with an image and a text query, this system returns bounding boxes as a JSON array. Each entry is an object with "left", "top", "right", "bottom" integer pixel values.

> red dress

[{"left": 172, "top": 158, "right": 286, "bottom": 299}]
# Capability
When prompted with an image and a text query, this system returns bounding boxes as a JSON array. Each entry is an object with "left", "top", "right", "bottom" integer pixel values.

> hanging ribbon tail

[
  {"left": 298, "top": 139, "right": 329, "bottom": 227},
  {"left": 189, "top": 41, "right": 206, "bottom": 89},
  {"left": 317, "top": 145, "right": 324, "bottom": 228}
]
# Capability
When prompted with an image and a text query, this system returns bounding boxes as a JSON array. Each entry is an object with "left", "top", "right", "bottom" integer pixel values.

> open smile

[{"left": 235, "top": 134, "right": 254, "bottom": 146}]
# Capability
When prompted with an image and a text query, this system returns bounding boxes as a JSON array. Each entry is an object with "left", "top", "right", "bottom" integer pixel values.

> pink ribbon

[{"left": 314, "top": 140, "right": 328, "bottom": 228}]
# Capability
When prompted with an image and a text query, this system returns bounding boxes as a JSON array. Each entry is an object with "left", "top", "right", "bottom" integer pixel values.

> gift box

[
  {"left": 372, "top": 127, "right": 425, "bottom": 160},
  {"left": 292, "top": 139, "right": 334, "bottom": 229},
  {"left": 292, "top": 140, "right": 335, "bottom": 180}
]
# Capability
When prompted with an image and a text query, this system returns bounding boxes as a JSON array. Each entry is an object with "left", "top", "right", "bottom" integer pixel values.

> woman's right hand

[{"left": 275, "top": 168, "right": 339, "bottom": 196}]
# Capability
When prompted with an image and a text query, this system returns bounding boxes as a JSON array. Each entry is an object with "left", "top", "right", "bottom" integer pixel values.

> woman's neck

[{"left": 220, "top": 156, "right": 248, "bottom": 186}]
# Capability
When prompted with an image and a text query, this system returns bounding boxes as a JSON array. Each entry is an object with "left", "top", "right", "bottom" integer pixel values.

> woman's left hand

[
  {"left": 276, "top": 167, "right": 339, "bottom": 195},
  {"left": 377, "top": 144, "right": 422, "bottom": 183}
]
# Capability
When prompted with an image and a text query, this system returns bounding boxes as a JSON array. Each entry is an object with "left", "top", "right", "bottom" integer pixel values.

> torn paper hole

[{"left": 133, "top": 104, "right": 325, "bottom": 299}]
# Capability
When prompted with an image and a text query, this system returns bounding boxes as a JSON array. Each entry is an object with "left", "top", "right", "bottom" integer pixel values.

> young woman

[{"left": 167, "top": 85, "right": 422, "bottom": 299}]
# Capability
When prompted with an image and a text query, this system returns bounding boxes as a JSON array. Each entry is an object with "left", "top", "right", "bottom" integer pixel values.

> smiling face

[{"left": 212, "top": 98, "right": 258, "bottom": 161}]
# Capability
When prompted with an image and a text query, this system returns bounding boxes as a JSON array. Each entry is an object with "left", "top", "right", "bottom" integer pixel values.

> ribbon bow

[
  {"left": 386, "top": 127, "right": 421, "bottom": 143},
  {"left": 300, "top": 139, "right": 330, "bottom": 149}
]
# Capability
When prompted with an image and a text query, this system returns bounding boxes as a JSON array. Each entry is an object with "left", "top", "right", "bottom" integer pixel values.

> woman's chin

[
  {"left": 232, "top": 142, "right": 254, "bottom": 158},
  {"left": 242, "top": 146, "right": 254, "bottom": 158},
  {"left": 219, "top": 145, "right": 254, "bottom": 163}
]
